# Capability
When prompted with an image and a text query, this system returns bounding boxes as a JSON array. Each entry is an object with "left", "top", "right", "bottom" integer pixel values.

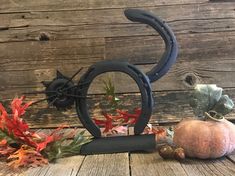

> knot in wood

[
  {"left": 39, "top": 32, "right": 50, "bottom": 41},
  {"left": 183, "top": 73, "right": 198, "bottom": 88}
]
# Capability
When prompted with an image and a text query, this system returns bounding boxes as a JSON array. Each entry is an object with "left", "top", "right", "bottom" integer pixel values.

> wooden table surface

[
  {"left": 1, "top": 115, "right": 234, "bottom": 176},
  {"left": 0, "top": 151, "right": 234, "bottom": 176},
  {"left": 0, "top": 127, "right": 234, "bottom": 176}
]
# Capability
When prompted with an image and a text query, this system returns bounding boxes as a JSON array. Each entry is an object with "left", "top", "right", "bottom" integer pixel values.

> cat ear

[
  {"left": 56, "top": 70, "right": 66, "bottom": 79},
  {"left": 41, "top": 81, "right": 51, "bottom": 87}
]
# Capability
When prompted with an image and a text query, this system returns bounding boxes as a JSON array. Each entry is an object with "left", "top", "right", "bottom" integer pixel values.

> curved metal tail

[{"left": 124, "top": 9, "right": 178, "bottom": 83}]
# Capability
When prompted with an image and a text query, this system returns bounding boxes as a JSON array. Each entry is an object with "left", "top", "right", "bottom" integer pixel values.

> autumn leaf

[
  {"left": 93, "top": 108, "right": 141, "bottom": 134},
  {"left": 116, "top": 108, "right": 141, "bottom": 124},
  {"left": 0, "top": 97, "right": 93, "bottom": 168},
  {"left": 143, "top": 124, "right": 166, "bottom": 134},
  {"left": 11, "top": 96, "right": 33, "bottom": 117},
  {"left": 93, "top": 113, "right": 114, "bottom": 133},
  {"left": 42, "top": 130, "right": 92, "bottom": 162},
  {"left": 36, "top": 125, "right": 68, "bottom": 152},
  {"left": 0, "top": 97, "right": 39, "bottom": 147},
  {"left": 7, "top": 145, "right": 48, "bottom": 168}
]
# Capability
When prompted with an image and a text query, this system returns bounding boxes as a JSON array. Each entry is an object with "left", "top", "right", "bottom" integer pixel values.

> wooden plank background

[{"left": 0, "top": 0, "right": 235, "bottom": 128}]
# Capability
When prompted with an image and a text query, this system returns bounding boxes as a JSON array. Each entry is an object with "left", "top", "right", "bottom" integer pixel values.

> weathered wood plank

[
  {"left": 0, "top": 38, "right": 105, "bottom": 95},
  {"left": 24, "top": 156, "right": 85, "bottom": 176},
  {"left": 2, "top": 30, "right": 235, "bottom": 68},
  {"left": 130, "top": 152, "right": 188, "bottom": 176},
  {"left": 130, "top": 152, "right": 235, "bottom": 176},
  {"left": 227, "top": 152, "right": 235, "bottom": 163},
  {"left": 0, "top": 0, "right": 207, "bottom": 13},
  {"left": 78, "top": 153, "right": 129, "bottom": 176},
  {"left": 1, "top": 2, "right": 235, "bottom": 43},
  {"left": 0, "top": 88, "right": 233, "bottom": 129},
  {"left": 0, "top": 1, "right": 235, "bottom": 100},
  {"left": 0, "top": 38, "right": 105, "bottom": 70},
  {"left": 1, "top": 58, "right": 235, "bottom": 96},
  {"left": 1, "top": 18, "right": 235, "bottom": 43},
  {"left": 105, "top": 31, "right": 235, "bottom": 64},
  {"left": 1, "top": 2, "right": 235, "bottom": 25},
  {"left": 181, "top": 157, "right": 235, "bottom": 176},
  {"left": 0, "top": 0, "right": 234, "bottom": 127},
  {"left": 1, "top": 49, "right": 235, "bottom": 97}
]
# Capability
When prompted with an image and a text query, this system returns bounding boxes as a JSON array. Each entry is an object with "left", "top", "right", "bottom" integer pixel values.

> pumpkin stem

[{"left": 205, "top": 110, "right": 224, "bottom": 122}]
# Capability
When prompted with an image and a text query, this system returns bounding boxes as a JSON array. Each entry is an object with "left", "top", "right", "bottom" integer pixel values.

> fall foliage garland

[{"left": 0, "top": 96, "right": 92, "bottom": 168}]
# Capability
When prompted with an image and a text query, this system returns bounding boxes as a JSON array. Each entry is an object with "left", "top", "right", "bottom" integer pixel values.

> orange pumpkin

[{"left": 173, "top": 118, "right": 235, "bottom": 159}]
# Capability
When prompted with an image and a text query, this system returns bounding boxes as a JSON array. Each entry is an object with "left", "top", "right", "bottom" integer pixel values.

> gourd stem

[{"left": 204, "top": 111, "right": 224, "bottom": 122}]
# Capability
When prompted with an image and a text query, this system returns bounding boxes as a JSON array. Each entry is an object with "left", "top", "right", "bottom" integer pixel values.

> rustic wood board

[
  {"left": 1, "top": 31, "right": 235, "bottom": 95},
  {"left": 130, "top": 152, "right": 235, "bottom": 176},
  {"left": 0, "top": 1, "right": 235, "bottom": 92},
  {"left": 1, "top": 88, "right": 234, "bottom": 128},
  {"left": 0, "top": 0, "right": 207, "bottom": 12},
  {"left": 0, "top": 127, "right": 235, "bottom": 176},
  {"left": 130, "top": 152, "right": 188, "bottom": 176},
  {"left": 25, "top": 156, "right": 85, "bottom": 176},
  {"left": 227, "top": 151, "right": 235, "bottom": 163},
  {"left": 78, "top": 153, "right": 129, "bottom": 176},
  {"left": 1, "top": 153, "right": 234, "bottom": 176},
  {"left": 1, "top": 2, "right": 235, "bottom": 38},
  {"left": 1, "top": 89, "right": 232, "bottom": 129},
  {"left": 181, "top": 157, "right": 235, "bottom": 176},
  {"left": 1, "top": 0, "right": 235, "bottom": 127}
]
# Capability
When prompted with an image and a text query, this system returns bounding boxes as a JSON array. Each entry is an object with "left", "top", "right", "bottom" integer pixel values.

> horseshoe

[{"left": 76, "top": 9, "right": 178, "bottom": 137}]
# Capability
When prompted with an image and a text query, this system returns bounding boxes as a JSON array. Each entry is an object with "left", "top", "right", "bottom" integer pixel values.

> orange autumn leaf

[
  {"left": 0, "top": 139, "right": 7, "bottom": 145},
  {"left": 7, "top": 145, "right": 48, "bottom": 168}
]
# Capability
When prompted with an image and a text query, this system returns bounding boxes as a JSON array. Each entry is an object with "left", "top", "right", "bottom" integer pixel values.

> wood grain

[
  {"left": 78, "top": 153, "right": 129, "bottom": 176},
  {"left": 0, "top": 1, "right": 210, "bottom": 15},
  {"left": 1, "top": 88, "right": 233, "bottom": 129},
  {"left": 227, "top": 152, "right": 235, "bottom": 163},
  {"left": 0, "top": 0, "right": 235, "bottom": 127},
  {"left": 0, "top": 127, "right": 234, "bottom": 176},
  {"left": 0, "top": 2, "right": 235, "bottom": 46},
  {"left": 130, "top": 152, "right": 235, "bottom": 176},
  {"left": 24, "top": 156, "right": 85, "bottom": 176},
  {"left": 1, "top": 27, "right": 235, "bottom": 95},
  {"left": 181, "top": 157, "right": 235, "bottom": 176},
  {"left": 130, "top": 152, "right": 188, "bottom": 176}
]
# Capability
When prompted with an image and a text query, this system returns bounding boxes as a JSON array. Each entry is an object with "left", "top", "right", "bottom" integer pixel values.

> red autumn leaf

[
  {"left": 93, "top": 113, "right": 114, "bottom": 133},
  {"left": 7, "top": 145, "right": 48, "bottom": 168},
  {"left": 93, "top": 108, "right": 142, "bottom": 134},
  {"left": 143, "top": 124, "right": 167, "bottom": 142},
  {"left": 36, "top": 125, "right": 67, "bottom": 152},
  {"left": 0, "top": 103, "right": 8, "bottom": 130},
  {"left": 0, "top": 97, "right": 39, "bottom": 148},
  {"left": 11, "top": 96, "right": 32, "bottom": 117},
  {"left": 36, "top": 136, "right": 54, "bottom": 152},
  {"left": 116, "top": 108, "right": 141, "bottom": 124}
]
